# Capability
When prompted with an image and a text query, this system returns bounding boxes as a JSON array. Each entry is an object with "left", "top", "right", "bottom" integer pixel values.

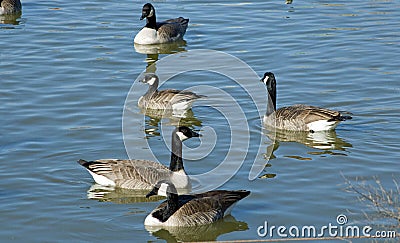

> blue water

[{"left": 1, "top": 0, "right": 399, "bottom": 242}]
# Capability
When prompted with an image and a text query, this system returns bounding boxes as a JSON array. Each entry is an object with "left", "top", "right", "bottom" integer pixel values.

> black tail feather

[
  {"left": 329, "top": 115, "right": 352, "bottom": 122},
  {"left": 338, "top": 115, "right": 352, "bottom": 121},
  {"left": 77, "top": 159, "right": 90, "bottom": 168}
]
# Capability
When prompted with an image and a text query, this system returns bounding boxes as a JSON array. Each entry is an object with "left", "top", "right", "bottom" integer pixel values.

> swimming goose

[
  {"left": 145, "top": 180, "right": 250, "bottom": 227},
  {"left": 78, "top": 126, "right": 200, "bottom": 190},
  {"left": 134, "top": 3, "right": 189, "bottom": 44},
  {"left": 138, "top": 74, "right": 205, "bottom": 112},
  {"left": 261, "top": 72, "right": 352, "bottom": 132},
  {"left": 0, "top": 0, "right": 21, "bottom": 15}
]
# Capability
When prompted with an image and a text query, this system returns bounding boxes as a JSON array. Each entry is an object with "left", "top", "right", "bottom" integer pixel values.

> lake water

[{"left": 1, "top": 0, "right": 399, "bottom": 242}]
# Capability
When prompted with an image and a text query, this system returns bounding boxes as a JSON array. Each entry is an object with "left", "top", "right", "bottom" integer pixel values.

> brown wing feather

[
  {"left": 150, "top": 190, "right": 249, "bottom": 226},
  {"left": 172, "top": 190, "right": 249, "bottom": 226},
  {"left": 157, "top": 17, "right": 189, "bottom": 42},
  {"left": 276, "top": 105, "right": 341, "bottom": 124},
  {"left": 1, "top": 0, "right": 22, "bottom": 14},
  {"left": 79, "top": 159, "right": 169, "bottom": 189}
]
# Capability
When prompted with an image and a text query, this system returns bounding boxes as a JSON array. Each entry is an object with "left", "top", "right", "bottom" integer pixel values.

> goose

[
  {"left": 138, "top": 74, "right": 205, "bottom": 112},
  {"left": 261, "top": 72, "right": 352, "bottom": 132},
  {"left": 144, "top": 180, "right": 250, "bottom": 227},
  {"left": 77, "top": 126, "right": 200, "bottom": 190},
  {"left": 0, "top": 0, "right": 21, "bottom": 15},
  {"left": 134, "top": 3, "right": 189, "bottom": 44}
]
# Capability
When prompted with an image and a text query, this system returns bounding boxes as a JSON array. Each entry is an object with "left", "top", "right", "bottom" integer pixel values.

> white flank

[
  {"left": 134, "top": 27, "right": 159, "bottom": 44},
  {"left": 171, "top": 101, "right": 191, "bottom": 111},
  {"left": 307, "top": 120, "right": 338, "bottom": 132},
  {"left": 144, "top": 214, "right": 163, "bottom": 226},
  {"left": 87, "top": 170, "right": 115, "bottom": 187}
]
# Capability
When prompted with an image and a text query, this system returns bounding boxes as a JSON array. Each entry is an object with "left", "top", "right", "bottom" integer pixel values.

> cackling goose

[
  {"left": 138, "top": 74, "right": 205, "bottom": 112},
  {"left": 134, "top": 3, "right": 189, "bottom": 44},
  {"left": 145, "top": 180, "right": 250, "bottom": 227}
]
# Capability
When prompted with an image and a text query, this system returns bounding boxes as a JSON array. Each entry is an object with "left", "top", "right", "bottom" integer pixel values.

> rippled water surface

[{"left": 1, "top": 0, "right": 399, "bottom": 242}]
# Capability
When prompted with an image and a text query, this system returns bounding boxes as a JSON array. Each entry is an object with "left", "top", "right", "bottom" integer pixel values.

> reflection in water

[
  {"left": 134, "top": 40, "right": 187, "bottom": 55},
  {"left": 145, "top": 215, "right": 248, "bottom": 242},
  {"left": 86, "top": 184, "right": 165, "bottom": 203},
  {"left": 142, "top": 108, "right": 202, "bottom": 138},
  {"left": 134, "top": 40, "right": 187, "bottom": 73},
  {"left": 0, "top": 12, "right": 21, "bottom": 25},
  {"left": 259, "top": 129, "right": 352, "bottom": 178},
  {"left": 266, "top": 129, "right": 352, "bottom": 152}
]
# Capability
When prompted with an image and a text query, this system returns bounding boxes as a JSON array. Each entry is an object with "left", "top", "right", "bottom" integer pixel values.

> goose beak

[
  {"left": 146, "top": 189, "right": 157, "bottom": 198},
  {"left": 140, "top": 12, "right": 146, "bottom": 20}
]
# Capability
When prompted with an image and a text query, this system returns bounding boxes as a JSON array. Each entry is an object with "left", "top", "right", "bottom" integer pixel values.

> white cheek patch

[
  {"left": 158, "top": 183, "right": 169, "bottom": 197},
  {"left": 175, "top": 131, "right": 189, "bottom": 141},
  {"left": 148, "top": 8, "right": 154, "bottom": 17},
  {"left": 263, "top": 76, "right": 269, "bottom": 85},
  {"left": 147, "top": 77, "right": 156, "bottom": 85}
]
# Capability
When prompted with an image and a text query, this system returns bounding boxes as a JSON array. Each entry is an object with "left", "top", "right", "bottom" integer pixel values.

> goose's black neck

[
  {"left": 267, "top": 82, "right": 277, "bottom": 117},
  {"left": 169, "top": 133, "right": 184, "bottom": 172},
  {"left": 145, "top": 14, "right": 157, "bottom": 29},
  {"left": 152, "top": 192, "right": 179, "bottom": 222}
]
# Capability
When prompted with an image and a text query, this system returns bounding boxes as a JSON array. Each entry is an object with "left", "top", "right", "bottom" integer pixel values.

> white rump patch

[
  {"left": 171, "top": 101, "right": 191, "bottom": 111},
  {"left": 87, "top": 170, "right": 116, "bottom": 187},
  {"left": 307, "top": 120, "right": 338, "bottom": 132},
  {"left": 144, "top": 214, "right": 163, "bottom": 226}
]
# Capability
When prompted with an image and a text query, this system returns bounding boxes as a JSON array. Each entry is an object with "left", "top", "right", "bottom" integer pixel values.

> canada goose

[
  {"left": 0, "top": 0, "right": 21, "bottom": 15},
  {"left": 261, "top": 72, "right": 352, "bottom": 132},
  {"left": 138, "top": 74, "right": 205, "bottom": 112},
  {"left": 145, "top": 180, "right": 250, "bottom": 227},
  {"left": 134, "top": 3, "right": 189, "bottom": 44},
  {"left": 78, "top": 126, "right": 200, "bottom": 190}
]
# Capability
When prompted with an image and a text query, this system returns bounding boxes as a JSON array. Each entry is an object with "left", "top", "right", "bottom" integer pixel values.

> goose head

[
  {"left": 174, "top": 126, "right": 201, "bottom": 141},
  {"left": 140, "top": 3, "right": 155, "bottom": 20},
  {"left": 260, "top": 72, "right": 277, "bottom": 110},
  {"left": 140, "top": 73, "right": 159, "bottom": 86},
  {"left": 146, "top": 180, "right": 177, "bottom": 198},
  {"left": 260, "top": 72, "right": 276, "bottom": 91}
]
